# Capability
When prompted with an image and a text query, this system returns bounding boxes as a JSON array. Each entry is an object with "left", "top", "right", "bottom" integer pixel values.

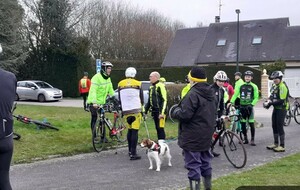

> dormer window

[
  {"left": 252, "top": 36, "right": 262, "bottom": 45},
  {"left": 217, "top": 39, "right": 226, "bottom": 46}
]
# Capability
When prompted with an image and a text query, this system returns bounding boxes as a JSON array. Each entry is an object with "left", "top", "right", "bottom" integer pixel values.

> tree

[
  {"left": 0, "top": 0, "right": 27, "bottom": 73},
  {"left": 20, "top": 0, "right": 92, "bottom": 97},
  {"left": 260, "top": 59, "right": 286, "bottom": 76}
]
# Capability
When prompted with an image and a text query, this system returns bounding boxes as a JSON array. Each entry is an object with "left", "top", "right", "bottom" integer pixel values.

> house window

[
  {"left": 217, "top": 39, "right": 226, "bottom": 46},
  {"left": 252, "top": 36, "right": 262, "bottom": 45}
]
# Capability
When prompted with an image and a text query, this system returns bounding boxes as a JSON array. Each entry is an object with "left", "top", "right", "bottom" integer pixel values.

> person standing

[
  {"left": 230, "top": 71, "right": 259, "bottom": 145},
  {"left": 264, "top": 71, "right": 289, "bottom": 152},
  {"left": 78, "top": 72, "right": 91, "bottom": 111},
  {"left": 87, "top": 62, "right": 114, "bottom": 140},
  {"left": 0, "top": 45, "right": 17, "bottom": 190},
  {"left": 118, "top": 67, "right": 144, "bottom": 160},
  {"left": 233, "top": 72, "right": 244, "bottom": 106},
  {"left": 144, "top": 71, "right": 167, "bottom": 142},
  {"left": 210, "top": 71, "right": 227, "bottom": 157},
  {"left": 171, "top": 67, "right": 215, "bottom": 190}
]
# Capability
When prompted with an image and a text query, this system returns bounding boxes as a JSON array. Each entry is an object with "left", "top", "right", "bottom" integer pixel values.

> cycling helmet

[
  {"left": 234, "top": 72, "right": 242, "bottom": 77},
  {"left": 101, "top": 61, "right": 113, "bottom": 73},
  {"left": 214, "top": 71, "right": 228, "bottom": 81},
  {"left": 125, "top": 67, "right": 137, "bottom": 78},
  {"left": 83, "top": 72, "right": 88, "bottom": 76},
  {"left": 269, "top": 71, "right": 283, "bottom": 80},
  {"left": 244, "top": 70, "right": 253, "bottom": 77}
]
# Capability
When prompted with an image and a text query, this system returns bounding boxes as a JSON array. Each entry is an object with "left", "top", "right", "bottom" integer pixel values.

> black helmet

[
  {"left": 269, "top": 71, "right": 283, "bottom": 80},
  {"left": 83, "top": 72, "right": 88, "bottom": 76},
  {"left": 234, "top": 72, "right": 242, "bottom": 77},
  {"left": 244, "top": 70, "right": 253, "bottom": 77}
]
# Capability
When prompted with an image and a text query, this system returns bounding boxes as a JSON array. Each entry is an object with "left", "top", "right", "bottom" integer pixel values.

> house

[{"left": 162, "top": 17, "right": 300, "bottom": 78}]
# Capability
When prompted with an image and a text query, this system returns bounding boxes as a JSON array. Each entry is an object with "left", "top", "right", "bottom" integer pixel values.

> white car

[{"left": 16, "top": 80, "right": 63, "bottom": 102}]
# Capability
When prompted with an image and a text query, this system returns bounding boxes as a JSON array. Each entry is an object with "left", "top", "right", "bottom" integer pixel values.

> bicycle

[
  {"left": 12, "top": 103, "right": 59, "bottom": 131},
  {"left": 212, "top": 114, "right": 247, "bottom": 169},
  {"left": 92, "top": 98, "right": 127, "bottom": 152},
  {"left": 291, "top": 97, "right": 300, "bottom": 125}
]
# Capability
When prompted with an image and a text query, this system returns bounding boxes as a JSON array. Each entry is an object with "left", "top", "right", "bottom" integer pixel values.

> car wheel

[
  {"left": 15, "top": 94, "right": 19, "bottom": 101},
  {"left": 38, "top": 94, "right": 46, "bottom": 102}
]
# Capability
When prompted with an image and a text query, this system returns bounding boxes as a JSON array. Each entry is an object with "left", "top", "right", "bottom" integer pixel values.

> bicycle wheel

[
  {"left": 32, "top": 120, "right": 59, "bottom": 131},
  {"left": 293, "top": 105, "right": 300, "bottom": 125},
  {"left": 284, "top": 109, "right": 291, "bottom": 126},
  {"left": 92, "top": 120, "right": 106, "bottom": 152},
  {"left": 222, "top": 130, "right": 247, "bottom": 168},
  {"left": 168, "top": 104, "right": 178, "bottom": 123}
]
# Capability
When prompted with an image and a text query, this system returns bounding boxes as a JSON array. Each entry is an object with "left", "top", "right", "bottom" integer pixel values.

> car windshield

[{"left": 35, "top": 81, "right": 53, "bottom": 88}]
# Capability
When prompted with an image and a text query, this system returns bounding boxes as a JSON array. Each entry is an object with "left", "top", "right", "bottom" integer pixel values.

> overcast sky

[{"left": 121, "top": 0, "right": 300, "bottom": 27}]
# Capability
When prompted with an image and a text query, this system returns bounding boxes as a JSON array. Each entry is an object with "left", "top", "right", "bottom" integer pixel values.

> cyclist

[
  {"left": 78, "top": 72, "right": 91, "bottom": 111},
  {"left": 233, "top": 72, "right": 244, "bottom": 106},
  {"left": 170, "top": 67, "right": 215, "bottom": 190},
  {"left": 87, "top": 61, "right": 114, "bottom": 141},
  {"left": 230, "top": 71, "right": 259, "bottom": 145},
  {"left": 118, "top": 67, "right": 144, "bottom": 160},
  {"left": 144, "top": 71, "right": 167, "bottom": 142},
  {"left": 264, "top": 71, "right": 289, "bottom": 152},
  {"left": 0, "top": 65, "right": 17, "bottom": 190},
  {"left": 210, "top": 71, "right": 227, "bottom": 157}
]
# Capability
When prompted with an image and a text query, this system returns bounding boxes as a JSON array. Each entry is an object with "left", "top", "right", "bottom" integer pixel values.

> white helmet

[
  {"left": 125, "top": 67, "right": 137, "bottom": 78},
  {"left": 214, "top": 70, "right": 227, "bottom": 81}
]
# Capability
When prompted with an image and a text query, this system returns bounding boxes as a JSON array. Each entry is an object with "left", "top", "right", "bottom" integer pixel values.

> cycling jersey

[
  {"left": 87, "top": 72, "right": 114, "bottom": 105},
  {"left": 269, "top": 81, "right": 289, "bottom": 110}
]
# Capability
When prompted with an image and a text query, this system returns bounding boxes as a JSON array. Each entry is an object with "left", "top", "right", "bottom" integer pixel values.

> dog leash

[{"left": 143, "top": 118, "right": 150, "bottom": 139}]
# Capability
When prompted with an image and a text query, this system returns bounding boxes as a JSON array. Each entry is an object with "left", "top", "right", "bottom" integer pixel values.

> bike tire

[
  {"left": 168, "top": 104, "right": 178, "bottom": 123},
  {"left": 222, "top": 130, "right": 247, "bottom": 169},
  {"left": 92, "top": 120, "right": 106, "bottom": 152},
  {"left": 13, "top": 132, "right": 21, "bottom": 140},
  {"left": 293, "top": 105, "right": 300, "bottom": 125},
  {"left": 284, "top": 110, "right": 291, "bottom": 126},
  {"left": 32, "top": 120, "right": 59, "bottom": 131}
]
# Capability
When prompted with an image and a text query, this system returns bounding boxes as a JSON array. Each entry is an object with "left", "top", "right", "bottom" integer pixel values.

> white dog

[{"left": 140, "top": 139, "right": 172, "bottom": 171}]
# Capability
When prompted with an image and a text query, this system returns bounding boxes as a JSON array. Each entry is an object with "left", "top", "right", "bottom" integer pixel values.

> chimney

[{"left": 215, "top": 16, "right": 220, "bottom": 23}]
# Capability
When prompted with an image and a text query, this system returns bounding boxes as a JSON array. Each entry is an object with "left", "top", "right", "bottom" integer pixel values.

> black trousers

[
  {"left": 152, "top": 111, "right": 166, "bottom": 140},
  {"left": 81, "top": 92, "right": 89, "bottom": 109},
  {"left": 0, "top": 135, "right": 13, "bottom": 190},
  {"left": 271, "top": 108, "right": 286, "bottom": 147}
]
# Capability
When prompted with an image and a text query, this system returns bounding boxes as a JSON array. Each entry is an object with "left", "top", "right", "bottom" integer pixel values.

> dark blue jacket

[{"left": 171, "top": 82, "right": 216, "bottom": 152}]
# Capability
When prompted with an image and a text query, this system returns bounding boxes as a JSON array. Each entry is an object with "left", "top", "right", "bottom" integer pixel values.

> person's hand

[
  {"left": 93, "top": 103, "right": 99, "bottom": 108},
  {"left": 263, "top": 101, "right": 271, "bottom": 109},
  {"left": 227, "top": 102, "right": 232, "bottom": 109},
  {"left": 142, "top": 112, "right": 147, "bottom": 121},
  {"left": 159, "top": 114, "right": 165, "bottom": 119}
]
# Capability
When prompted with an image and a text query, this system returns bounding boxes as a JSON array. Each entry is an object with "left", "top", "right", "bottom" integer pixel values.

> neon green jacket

[
  {"left": 234, "top": 78, "right": 244, "bottom": 98},
  {"left": 231, "top": 81, "right": 259, "bottom": 106},
  {"left": 87, "top": 73, "right": 114, "bottom": 105}
]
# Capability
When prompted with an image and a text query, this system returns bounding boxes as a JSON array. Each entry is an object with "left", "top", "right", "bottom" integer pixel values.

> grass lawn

[{"left": 212, "top": 152, "right": 300, "bottom": 189}]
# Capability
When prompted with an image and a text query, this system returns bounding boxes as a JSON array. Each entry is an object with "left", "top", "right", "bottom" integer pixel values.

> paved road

[{"left": 11, "top": 99, "right": 300, "bottom": 189}]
